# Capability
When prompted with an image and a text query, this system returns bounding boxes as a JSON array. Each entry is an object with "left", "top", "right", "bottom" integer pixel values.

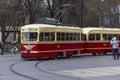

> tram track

[
  {"left": 35, "top": 60, "right": 84, "bottom": 80},
  {"left": 9, "top": 58, "right": 84, "bottom": 80},
  {"left": 9, "top": 59, "right": 40, "bottom": 80}
]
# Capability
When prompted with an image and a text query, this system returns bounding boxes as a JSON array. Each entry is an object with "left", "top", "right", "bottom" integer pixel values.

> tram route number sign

[{"left": 23, "top": 28, "right": 37, "bottom": 32}]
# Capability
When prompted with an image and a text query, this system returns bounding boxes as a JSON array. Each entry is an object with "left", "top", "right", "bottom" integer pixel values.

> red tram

[
  {"left": 21, "top": 24, "right": 84, "bottom": 59},
  {"left": 21, "top": 24, "right": 120, "bottom": 59},
  {"left": 82, "top": 27, "right": 120, "bottom": 55}
]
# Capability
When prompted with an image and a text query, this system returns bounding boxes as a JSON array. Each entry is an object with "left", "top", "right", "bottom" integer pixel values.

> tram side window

[
  {"left": 71, "top": 33, "right": 80, "bottom": 41},
  {"left": 108, "top": 34, "right": 113, "bottom": 40},
  {"left": 69, "top": 33, "right": 72, "bottom": 41},
  {"left": 57, "top": 32, "right": 66, "bottom": 41},
  {"left": 39, "top": 32, "right": 55, "bottom": 41},
  {"left": 81, "top": 33, "right": 86, "bottom": 41},
  {"left": 72, "top": 33, "right": 77, "bottom": 41},
  {"left": 118, "top": 34, "right": 120, "bottom": 40},
  {"left": 39, "top": 33, "right": 44, "bottom": 41},
  {"left": 51, "top": 32, "right": 55, "bottom": 41},
  {"left": 103, "top": 34, "right": 119, "bottom": 41},
  {"left": 76, "top": 33, "right": 80, "bottom": 41},
  {"left": 61, "top": 33, "right": 65, "bottom": 41},
  {"left": 96, "top": 34, "right": 100, "bottom": 40},
  {"left": 102, "top": 34, "right": 118, "bottom": 41},
  {"left": 57, "top": 32, "right": 80, "bottom": 41},
  {"left": 57, "top": 32, "right": 60, "bottom": 41},
  {"left": 70, "top": 33, "right": 80, "bottom": 41},
  {"left": 66, "top": 33, "right": 69, "bottom": 41},
  {"left": 89, "top": 34, "right": 95, "bottom": 40},
  {"left": 89, "top": 34, "right": 100, "bottom": 41},
  {"left": 103, "top": 34, "right": 107, "bottom": 40},
  {"left": 113, "top": 34, "right": 118, "bottom": 39},
  {"left": 57, "top": 32, "right": 65, "bottom": 41}
]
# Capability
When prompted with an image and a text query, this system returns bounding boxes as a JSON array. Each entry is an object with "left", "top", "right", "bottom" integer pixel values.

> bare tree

[
  {"left": 0, "top": 0, "right": 20, "bottom": 42},
  {"left": 46, "top": 0, "right": 55, "bottom": 18}
]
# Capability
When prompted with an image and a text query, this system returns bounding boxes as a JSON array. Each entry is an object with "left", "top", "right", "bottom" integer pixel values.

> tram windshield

[{"left": 22, "top": 32, "right": 38, "bottom": 41}]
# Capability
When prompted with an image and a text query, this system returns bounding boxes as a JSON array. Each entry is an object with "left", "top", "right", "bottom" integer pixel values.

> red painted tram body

[
  {"left": 21, "top": 24, "right": 84, "bottom": 59},
  {"left": 83, "top": 28, "right": 120, "bottom": 55},
  {"left": 21, "top": 24, "right": 120, "bottom": 59}
]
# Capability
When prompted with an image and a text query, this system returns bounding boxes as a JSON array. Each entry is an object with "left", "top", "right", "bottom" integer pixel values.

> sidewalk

[{"left": 0, "top": 52, "right": 20, "bottom": 55}]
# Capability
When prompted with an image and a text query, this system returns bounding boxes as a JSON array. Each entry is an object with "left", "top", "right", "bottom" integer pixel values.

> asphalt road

[{"left": 0, "top": 54, "right": 120, "bottom": 80}]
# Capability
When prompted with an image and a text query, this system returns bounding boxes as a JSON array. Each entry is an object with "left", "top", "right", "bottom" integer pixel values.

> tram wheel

[
  {"left": 49, "top": 56, "right": 57, "bottom": 60},
  {"left": 103, "top": 50, "right": 111, "bottom": 55},
  {"left": 67, "top": 54, "right": 73, "bottom": 58},
  {"left": 57, "top": 52, "right": 64, "bottom": 57},
  {"left": 92, "top": 53, "right": 96, "bottom": 56}
]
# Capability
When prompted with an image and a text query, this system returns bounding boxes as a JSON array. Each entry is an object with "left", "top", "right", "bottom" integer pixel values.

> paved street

[
  {"left": 0, "top": 54, "right": 120, "bottom": 80},
  {"left": 38, "top": 55, "right": 120, "bottom": 80}
]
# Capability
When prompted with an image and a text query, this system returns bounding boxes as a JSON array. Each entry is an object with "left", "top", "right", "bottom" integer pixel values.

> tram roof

[
  {"left": 83, "top": 27, "right": 120, "bottom": 34},
  {"left": 22, "top": 24, "right": 82, "bottom": 29},
  {"left": 21, "top": 24, "right": 82, "bottom": 33}
]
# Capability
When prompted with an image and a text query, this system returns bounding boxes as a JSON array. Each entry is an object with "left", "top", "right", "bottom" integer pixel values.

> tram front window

[{"left": 22, "top": 32, "right": 38, "bottom": 41}]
